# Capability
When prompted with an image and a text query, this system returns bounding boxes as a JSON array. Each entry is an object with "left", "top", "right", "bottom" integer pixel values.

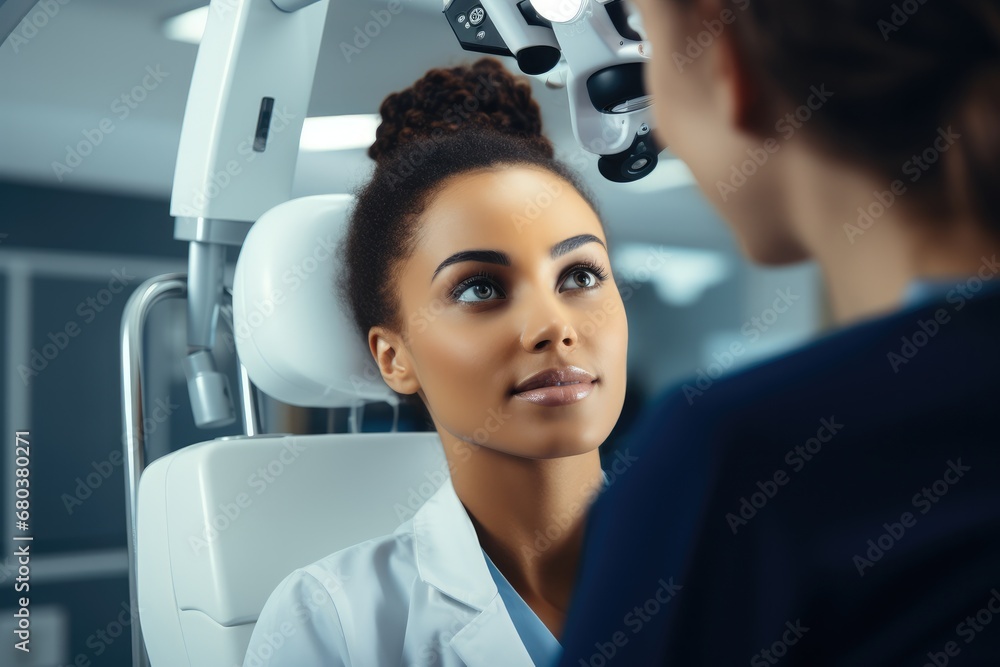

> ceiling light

[
  {"left": 299, "top": 115, "right": 380, "bottom": 152},
  {"left": 163, "top": 6, "right": 208, "bottom": 44}
]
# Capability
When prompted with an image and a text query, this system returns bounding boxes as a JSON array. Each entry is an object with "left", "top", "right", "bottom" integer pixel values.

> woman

[
  {"left": 243, "top": 57, "right": 628, "bottom": 666},
  {"left": 558, "top": 0, "right": 1000, "bottom": 665}
]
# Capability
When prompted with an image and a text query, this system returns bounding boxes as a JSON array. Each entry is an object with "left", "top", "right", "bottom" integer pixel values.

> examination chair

[{"left": 135, "top": 195, "right": 448, "bottom": 667}]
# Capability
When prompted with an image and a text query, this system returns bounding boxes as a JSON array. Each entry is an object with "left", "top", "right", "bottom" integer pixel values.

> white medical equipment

[
  {"left": 116, "top": 0, "right": 662, "bottom": 664},
  {"left": 443, "top": 0, "right": 661, "bottom": 183},
  {"left": 127, "top": 195, "right": 448, "bottom": 667}
]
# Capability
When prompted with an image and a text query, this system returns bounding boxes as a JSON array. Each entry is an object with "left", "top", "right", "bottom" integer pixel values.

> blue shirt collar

[
  {"left": 477, "top": 472, "right": 608, "bottom": 667},
  {"left": 482, "top": 549, "right": 561, "bottom": 667},
  {"left": 902, "top": 274, "right": 1000, "bottom": 309},
  {"left": 901, "top": 278, "right": 957, "bottom": 308}
]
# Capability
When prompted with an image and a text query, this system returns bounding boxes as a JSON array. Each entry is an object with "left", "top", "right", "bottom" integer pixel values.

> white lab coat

[{"left": 243, "top": 476, "right": 538, "bottom": 666}]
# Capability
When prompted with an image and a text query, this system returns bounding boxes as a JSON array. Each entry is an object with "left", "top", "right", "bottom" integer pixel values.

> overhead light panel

[
  {"left": 163, "top": 5, "right": 208, "bottom": 44},
  {"left": 299, "top": 115, "right": 380, "bottom": 152}
]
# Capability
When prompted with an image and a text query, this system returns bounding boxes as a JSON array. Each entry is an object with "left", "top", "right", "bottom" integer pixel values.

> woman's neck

[{"left": 444, "top": 439, "right": 604, "bottom": 638}]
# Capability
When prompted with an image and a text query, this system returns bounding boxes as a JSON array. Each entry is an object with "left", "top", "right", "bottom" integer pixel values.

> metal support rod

[
  {"left": 122, "top": 275, "right": 259, "bottom": 667},
  {"left": 121, "top": 275, "right": 183, "bottom": 667},
  {"left": 221, "top": 299, "right": 263, "bottom": 436}
]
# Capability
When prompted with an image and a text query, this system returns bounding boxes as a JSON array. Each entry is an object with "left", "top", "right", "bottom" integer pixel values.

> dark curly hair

[{"left": 336, "top": 57, "right": 604, "bottom": 350}]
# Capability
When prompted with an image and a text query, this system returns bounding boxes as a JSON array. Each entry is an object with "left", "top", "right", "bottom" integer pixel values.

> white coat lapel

[
  {"left": 412, "top": 478, "right": 536, "bottom": 666},
  {"left": 449, "top": 595, "right": 535, "bottom": 667}
]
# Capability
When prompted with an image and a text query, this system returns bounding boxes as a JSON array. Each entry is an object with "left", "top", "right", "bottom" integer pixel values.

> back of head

[
  {"left": 336, "top": 57, "right": 600, "bottom": 402},
  {"left": 692, "top": 0, "right": 1000, "bottom": 232}
]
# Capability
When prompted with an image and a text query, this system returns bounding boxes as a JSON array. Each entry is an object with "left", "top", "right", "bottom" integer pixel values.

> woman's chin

[{"left": 505, "top": 439, "right": 603, "bottom": 460}]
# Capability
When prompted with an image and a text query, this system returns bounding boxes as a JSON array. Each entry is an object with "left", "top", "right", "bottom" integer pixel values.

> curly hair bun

[{"left": 368, "top": 57, "right": 554, "bottom": 163}]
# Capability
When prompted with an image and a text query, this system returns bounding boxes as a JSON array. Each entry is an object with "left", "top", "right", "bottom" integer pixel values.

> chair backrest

[{"left": 137, "top": 195, "right": 447, "bottom": 667}]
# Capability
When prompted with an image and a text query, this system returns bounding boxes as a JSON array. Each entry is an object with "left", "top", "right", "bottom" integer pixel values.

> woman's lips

[
  {"left": 512, "top": 365, "right": 598, "bottom": 393},
  {"left": 512, "top": 380, "right": 597, "bottom": 406}
]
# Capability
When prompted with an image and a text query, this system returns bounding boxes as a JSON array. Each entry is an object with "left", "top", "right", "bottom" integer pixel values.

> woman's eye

[
  {"left": 455, "top": 280, "right": 503, "bottom": 302},
  {"left": 560, "top": 268, "right": 600, "bottom": 291}
]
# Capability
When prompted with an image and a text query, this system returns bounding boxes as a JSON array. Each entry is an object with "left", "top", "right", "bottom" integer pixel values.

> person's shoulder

[
  {"left": 649, "top": 290, "right": 993, "bottom": 424},
  {"left": 246, "top": 523, "right": 422, "bottom": 666},
  {"left": 296, "top": 519, "right": 420, "bottom": 602},
  {"left": 624, "top": 287, "right": 1000, "bottom": 487},
  {"left": 687, "top": 310, "right": 906, "bottom": 408},
  {"left": 246, "top": 558, "right": 357, "bottom": 665},
  {"left": 624, "top": 302, "right": 930, "bottom": 464}
]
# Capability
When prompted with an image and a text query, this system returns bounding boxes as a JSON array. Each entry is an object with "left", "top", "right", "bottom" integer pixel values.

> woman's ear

[
  {"left": 368, "top": 326, "right": 421, "bottom": 395},
  {"left": 714, "top": 22, "right": 768, "bottom": 139}
]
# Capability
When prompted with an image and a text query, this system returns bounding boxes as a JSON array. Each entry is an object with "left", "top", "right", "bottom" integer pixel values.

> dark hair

[
  {"left": 672, "top": 0, "right": 1000, "bottom": 231},
  {"left": 337, "top": 57, "right": 603, "bottom": 344}
]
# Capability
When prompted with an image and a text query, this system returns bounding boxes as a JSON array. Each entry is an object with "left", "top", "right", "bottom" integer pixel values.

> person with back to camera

[
  {"left": 557, "top": 0, "right": 1000, "bottom": 665},
  {"left": 242, "top": 56, "right": 630, "bottom": 666}
]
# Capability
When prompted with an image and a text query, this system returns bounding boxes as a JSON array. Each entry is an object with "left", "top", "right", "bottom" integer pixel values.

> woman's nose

[{"left": 519, "top": 295, "right": 580, "bottom": 352}]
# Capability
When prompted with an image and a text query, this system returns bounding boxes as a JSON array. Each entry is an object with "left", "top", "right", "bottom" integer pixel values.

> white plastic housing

[{"left": 170, "top": 0, "right": 329, "bottom": 222}]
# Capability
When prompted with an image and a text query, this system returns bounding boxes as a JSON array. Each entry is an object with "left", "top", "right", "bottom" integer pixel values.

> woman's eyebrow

[
  {"left": 430, "top": 234, "right": 607, "bottom": 284},
  {"left": 431, "top": 250, "right": 509, "bottom": 284},
  {"left": 551, "top": 234, "right": 606, "bottom": 258}
]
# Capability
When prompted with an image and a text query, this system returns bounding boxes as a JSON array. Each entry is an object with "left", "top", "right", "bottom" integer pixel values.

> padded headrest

[{"left": 233, "top": 194, "right": 398, "bottom": 407}]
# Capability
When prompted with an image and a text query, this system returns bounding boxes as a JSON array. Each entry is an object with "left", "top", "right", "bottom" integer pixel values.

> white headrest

[{"left": 232, "top": 194, "right": 397, "bottom": 407}]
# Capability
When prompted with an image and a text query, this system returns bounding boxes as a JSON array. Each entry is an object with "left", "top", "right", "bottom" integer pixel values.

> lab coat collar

[
  {"left": 411, "top": 477, "right": 544, "bottom": 666},
  {"left": 412, "top": 477, "right": 497, "bottom": 611},
  {"left": 450, "top": 594, "right": 535, "bottom": 666}
]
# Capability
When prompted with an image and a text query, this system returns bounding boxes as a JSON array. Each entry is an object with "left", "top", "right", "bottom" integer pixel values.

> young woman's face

[{"left": 383, "top": 165, "right": 628, "bottom": 460}]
